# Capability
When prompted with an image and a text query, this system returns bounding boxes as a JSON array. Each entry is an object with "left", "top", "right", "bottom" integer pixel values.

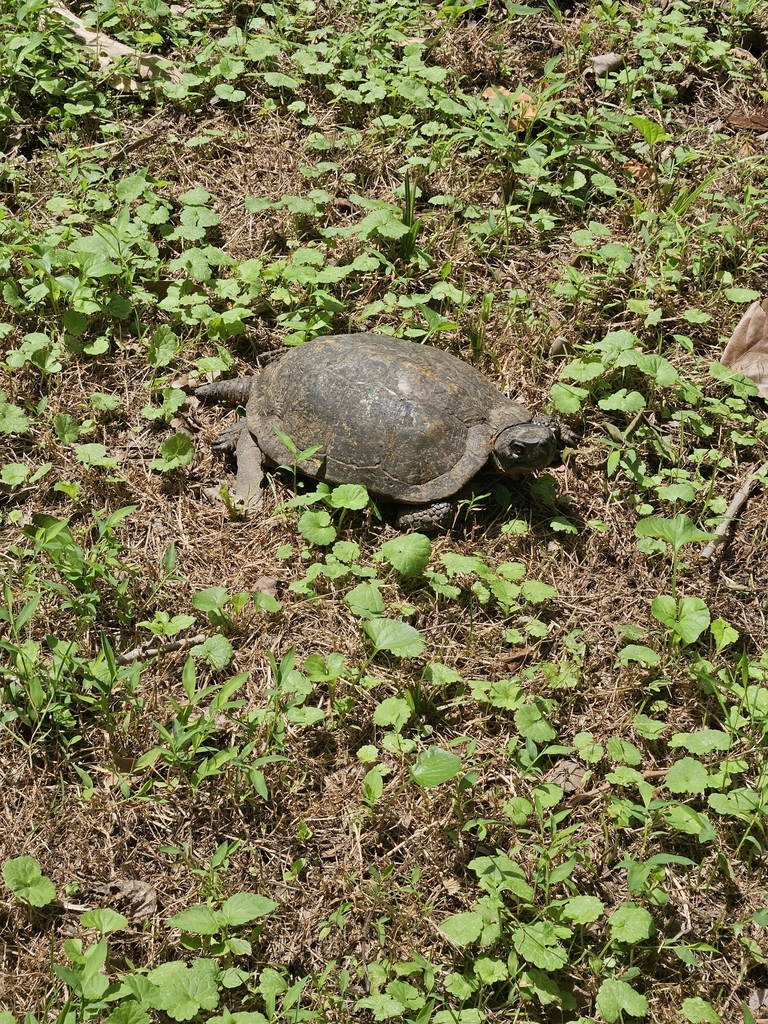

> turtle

[{"left": 197, "top": 332, "right": 570, "bottom": 530}]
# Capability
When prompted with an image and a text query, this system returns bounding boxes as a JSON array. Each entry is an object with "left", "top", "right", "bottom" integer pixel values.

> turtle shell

[{"left": 246, "top": 333, "right": 532, "bottom": 503}]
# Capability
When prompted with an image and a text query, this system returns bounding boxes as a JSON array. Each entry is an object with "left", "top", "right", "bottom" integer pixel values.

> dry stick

[
  {"left": 701, "top": 460, "right": 768, "bottom": 560},
  {"left": 117, "top": 633, "right": 207, "bottom": 665}
]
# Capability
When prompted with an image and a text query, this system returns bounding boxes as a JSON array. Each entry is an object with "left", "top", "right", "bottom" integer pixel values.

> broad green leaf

[
  {"left": 219, "top": 892, "right": 278, "bottom": 926},
  {"left": 191, "top": 634, "right": 233, "bottom": 669},
  {"left": 514, "top": 703, "right": 556, "bottom": 743},
  {"left": 148, "top": 326, "right": 179, "bottom": 367},
  {"left": 669, "top": 729, "right": 731, "bottom": 754},
  {"left": 666, "top": 756, "right": 709, "bottom": 795},
  {"left": 3, "top": 856, "right": 56, "bottom": 907},
  {"left": 1, "top": 463, "right": 29, "bottom": 486},
  {"left": 54, "top": 412, "right": 80, "bottom": 443},
  {"left": 298, "top": 510, "right": 336, "bottom": 546},
  {"left": 550, "top": 382, "right": 589, "bottom": 413},
  {"left": 473, "top": 956, "right": 507, "bottom": 984},
  {"left": 711, "top": 617, "right": 738, "bottom": 651},
  {"left": 354, "top": 995, "right": 406, "bottom": 1020},
  {"left": 520, "top": 580, "right": 557, "bottom": 603},
  {"left": 512, "top": 922, "right": 568, "bottom": 970},
  {"left": 104, "top": 1003, "right": 150, "bottom": 1024},
  {"left": 469, "top": 851, "right": 534, "bottom": 902},
  {"left": 595, "top": 978, "right": 648, "bottom": 1022},
  {"left": 374, "top": 696, "right": 411, "bottom": 732},
  {"left": 598, "top": 389, "right": 646, "bottom": 412},
  {"left": 636, "top": 515, "right": 714, "bottom": 556},
  {"left": 151, "top": 432, "right": 194, "bottom": 471},
  {"left": 608, "top": 902, "right": 654, "bottom": 943},
  {"left": 681, "top": 997, "right": 720, "bottom": 1023},
  {"left": 75, "top": 443, "right": 116, "bottom": 468},
  {"left": 439, "top": 911, "right": 484, "bottom": 945},
  {"left": 168, "top": 905, "right": 221, "bottom": 934},
  {"left": 724, "top": 287, "right": 761, "bottom": 303},
  {"left": 80, "top": 908, "right": 128, "bottom": 933},
  {"left": 561, "top": 895, "right": 604, "bottom": 924},
  {"left": 378, "top": 533, "right": 432, "bottom": 577},
  {"left": 147, "top": 959, "right": 220, "bottom": 1020},
  {"left": 363, "top": 618, "right": 426, "bottom": 658},
  {"left": 628, "top": 114, "right": 669, "bottom": 147},
  {"left": 617, "top": 644, "right": 660, "bottom": 666},
  {"left": 192, "top": 587, "right": 229, "bottom": 612},
  {"left": 606, "top": 737, "right": 642, "bottom": 765},
  {"left": 326, "top": 483, "right": 369, "bottom": 510},
  {"left": 344, "top": 582, "right": 385, "bottom": 619},
  {"left": 410, "top": 747, "right": 462, "bottom": 787}
]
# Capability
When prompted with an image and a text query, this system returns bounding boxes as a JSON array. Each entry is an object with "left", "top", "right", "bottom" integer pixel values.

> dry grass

[{"left": 3, "top": 0, "right": 768, "bottom": 1020}]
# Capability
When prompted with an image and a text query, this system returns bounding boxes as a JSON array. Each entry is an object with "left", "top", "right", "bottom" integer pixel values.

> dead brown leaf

[
  {"left": 721, "top": 298, "right": 768, "bottom": 398},
  {"left": 622, "top": 159, "right": 654, "bottom": 182},
  {"left": 726, "top": 110, "right": 768, "bottom": 132}
]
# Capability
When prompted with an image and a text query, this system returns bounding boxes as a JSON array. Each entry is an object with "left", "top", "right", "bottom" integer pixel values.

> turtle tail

[{"left": 196, "top": 377, "right": 255, "bottom": 404}]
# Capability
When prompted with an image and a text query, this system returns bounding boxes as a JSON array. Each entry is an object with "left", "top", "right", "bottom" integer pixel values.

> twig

[
  {"left": 701, "top": 460, "right": 768, "bottom": 559},
  {"left": 117, "top": 633, "right": 207, "bottom": 665}
]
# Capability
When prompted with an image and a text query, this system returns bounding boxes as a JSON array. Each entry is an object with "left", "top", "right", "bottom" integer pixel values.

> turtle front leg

[
  {"left": 234, "top": 427, "right": 265, "bottom": 509},
  {"left": 395, "top": 501, "right": 455, "bottom": 533}
]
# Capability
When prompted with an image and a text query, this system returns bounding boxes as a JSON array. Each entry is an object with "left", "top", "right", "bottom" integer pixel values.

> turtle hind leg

[
  {"left": 395, "top": 501, "right": 455, "bottom": 533},
  {"left": 234, "top": 427, "right": 264, "bottom": 510}
]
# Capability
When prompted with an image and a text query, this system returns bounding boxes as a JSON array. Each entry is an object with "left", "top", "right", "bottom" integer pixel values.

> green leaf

[
  {"left": 104, "top": 1003, "right": 150, "bottom": 1024},
  {"left": 608, "top": 902, "right": 654, "bottom": 943},
  {"left": 410, "top": 747, "right": 462, "bottom": 787},
  {"left": 628, "top": 114, "right": 669, "bottom": 147},
  {"left": 512, "top": 922, "right": 568, "bottom": 970},
  {"left": 148, "top": 326, "right": 179, "bottom": 368},
  {"left": 363, "top": 618, "right": 426, "bottom": 658},
  {"left": 636, "top": 515, "right": 714, "bottom": 556},
  {"left": 147, "top": 959, "right": 220, "bottom": 1020},
  {"left": 711, "top": 617, "right": 738, "bottom": 651},
  {"left": 326, "top": 483, "right": 369, "bottom": 510},
  {"left": 75, "top": 443, "right": 116, "bottom": 468},
  {"left": 514, "top": 703, "right": 556, "bottom": 743},
  {"left": 469, "top": 851, "right": 534, "bottom": 902},
  {"left": 666, "top": 756, "right": 709, "bottom": 795},
  {"left": 617, "top": 644, "right": 660, "bottom": 666},
  {"left": 374, "top": 696, "right": 412, "bottom": 732},
  {"left": 354, "top": 995, "right": 407, "bottom": 1020},
  {"left": 598, "top": 389, "right": 646, "bottom": 412},
  {"left": 651, "top": 595, "right": 710, "bottom": 644},
  {"left": 439, "top": 911, "right": 484, "bottom": 945},
  {"left": 3, "top": 856, "right": 56, "bottom": 907},
  {"left": 151, "top": 433, "right": 194, "bottom": 471},
  {"left": 724, "top": 288, "right": 761, "bottom": 303},
  {"left": 192, "top": 587, "right": 229, "bottom": 612},
  {"left": 1, "top": 463, "right": 29, "bottom": 487},
  {"left": 219, "top": 892, "right": 278, "bottom": 926},
  {"left": 561, "top": 895, "right": 604, "bottom": 924},
  {"left": 168, "top": 905, "right": 221, "bottom": 935},
  {"left": 54, "top": 412, "right": 81, "bottom": 444},
  {"left": 669, "top": 729, "right": 731, "bottom": 754},
  {"left": 550, "top": 382, "right": 589, "bottom": 413},
  {"left": 80, "top": 908, "right": 128, "bottom": 933},
  {"left": 191, "top": 634, "right": 233, "bottom": 669},
  {"left": 379, "top": 534, "right": 432, "bottom": 578},
  {"left": 298, "top": 510, "right": 336, "bottom": 546},
  {"left": 681, "top": 997, "right": 720, "bottom": 1023},
  {"left": 520, "top": 580, "right": 557, "bottom": 603},
  {"left": 344, "top": 582, "right": 385, "bottom": 619},
  {"left": 595, "top": 978, "right": 648, "bottom": 1022}
]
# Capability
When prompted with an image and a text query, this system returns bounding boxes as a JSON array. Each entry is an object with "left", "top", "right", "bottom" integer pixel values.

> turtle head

[{"left": 492, "top": 417, "right": 560, "bottom": 475}]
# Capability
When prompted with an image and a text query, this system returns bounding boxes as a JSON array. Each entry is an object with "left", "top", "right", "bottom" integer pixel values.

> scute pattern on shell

[{"left": 246, "top": 333, "right": 533, "bottom": 503}]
